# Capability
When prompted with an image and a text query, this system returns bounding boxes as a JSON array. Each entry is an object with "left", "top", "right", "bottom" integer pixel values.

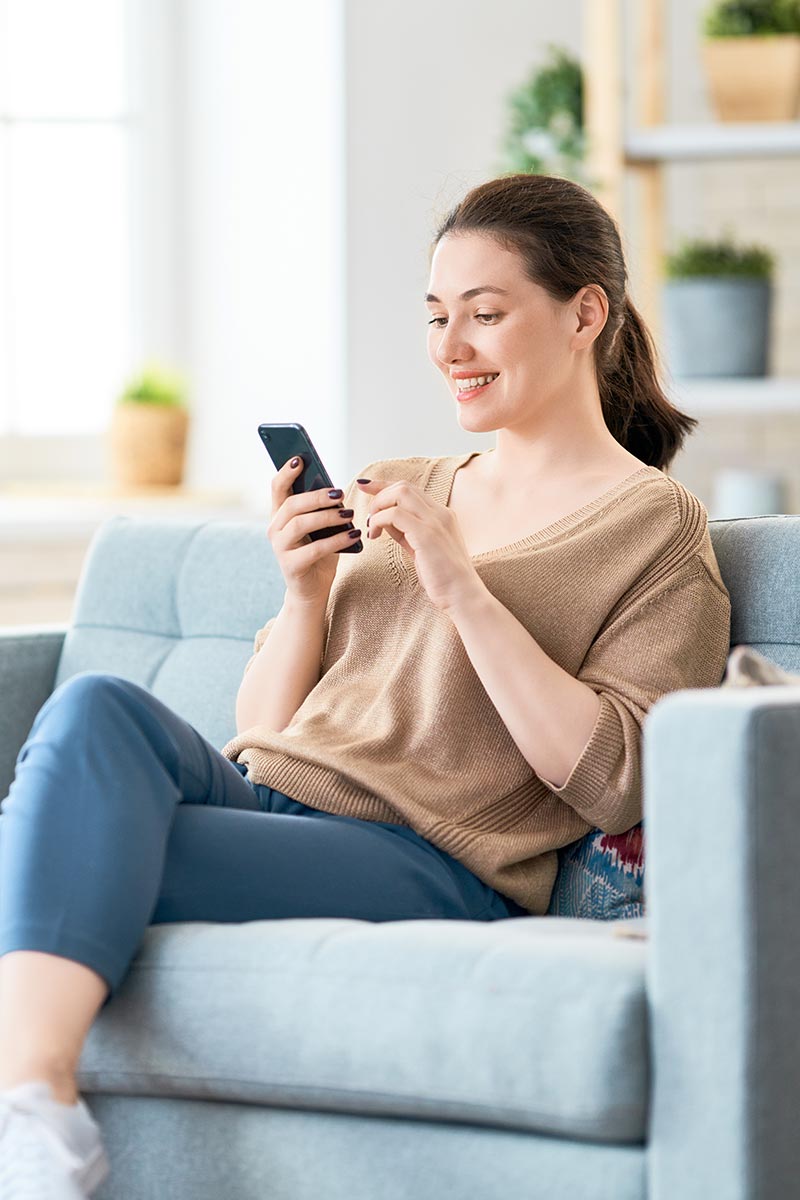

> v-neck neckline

[{"left": 428, "top": 451, "right": 662, "bottom": 561}]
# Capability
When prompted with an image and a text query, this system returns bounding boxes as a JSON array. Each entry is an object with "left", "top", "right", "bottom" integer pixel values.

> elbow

[{"left": 592, "top": 788, "right": 643, "bottom": 835}]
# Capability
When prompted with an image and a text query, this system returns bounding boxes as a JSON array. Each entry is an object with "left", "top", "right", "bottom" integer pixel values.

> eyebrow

[{"left": 424, "top": 285, "right": 510, "bottom": 303}]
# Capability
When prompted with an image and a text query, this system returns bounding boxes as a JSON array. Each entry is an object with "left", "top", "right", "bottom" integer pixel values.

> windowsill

[{"left": 0, "top": 481, "right": 260, "bottom": 541}]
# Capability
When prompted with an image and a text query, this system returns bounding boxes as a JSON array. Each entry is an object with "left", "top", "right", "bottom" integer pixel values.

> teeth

[{"left": 457, "top": 373, "right": 499, "bottom": 390}]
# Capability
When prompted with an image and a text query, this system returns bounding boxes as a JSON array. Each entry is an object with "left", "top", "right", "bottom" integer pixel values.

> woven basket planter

[{"left": 109, "top": 404, "right": 190, "bottom": 487}]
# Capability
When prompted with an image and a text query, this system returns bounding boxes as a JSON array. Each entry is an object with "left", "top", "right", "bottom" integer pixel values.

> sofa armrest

[
  {"left": 0, "top": 624, "right": 67, "bottom": 803},
  {"left": 643, "top": 685, "right": 800, "bottom": 1200}
]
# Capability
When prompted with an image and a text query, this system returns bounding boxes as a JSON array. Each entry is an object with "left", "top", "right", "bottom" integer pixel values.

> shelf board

[
  {"left": 625, "top": 120, "right": 800, "bottom": 162},
  {"left": 665, "top": 376, "right": 800, "bottom": 414}
]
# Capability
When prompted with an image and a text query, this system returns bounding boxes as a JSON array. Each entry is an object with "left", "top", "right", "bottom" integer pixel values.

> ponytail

[{"left": 599, "top": 296, "right": 698, "bottom": 471}]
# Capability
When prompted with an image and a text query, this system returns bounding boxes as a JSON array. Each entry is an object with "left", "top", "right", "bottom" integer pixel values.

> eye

[{"left": 426, "top": 313, "right": 501, "bottom": 327}]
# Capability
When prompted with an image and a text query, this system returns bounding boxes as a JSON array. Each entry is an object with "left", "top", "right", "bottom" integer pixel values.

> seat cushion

[{"left": 78, "top": 915, "right": 648, "bottom": 1144}]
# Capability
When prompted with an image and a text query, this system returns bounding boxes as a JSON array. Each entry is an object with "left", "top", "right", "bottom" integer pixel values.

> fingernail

[
  {"left": 290, "top": 457, "right": 300, "bottom": 468},
  {"left": 356, "top": 478, "right": 371, "bottom": 484},
  {"left": 328, "top": 488, "right": 343, "bottom": 499}
]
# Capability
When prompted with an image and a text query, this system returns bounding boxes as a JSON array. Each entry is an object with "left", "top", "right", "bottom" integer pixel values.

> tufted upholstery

[{"left": 54, "top": 517, "right": 284, "bottom": 753}]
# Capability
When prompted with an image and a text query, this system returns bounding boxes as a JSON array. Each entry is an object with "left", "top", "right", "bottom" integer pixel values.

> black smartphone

[{"left": 258, "top": 422, "right": 363, "bottom": 554}]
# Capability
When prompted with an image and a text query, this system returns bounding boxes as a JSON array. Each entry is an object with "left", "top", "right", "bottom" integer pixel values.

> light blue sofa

[{"left": 1, "top": 512, "right": 798, "bottom": 1200}]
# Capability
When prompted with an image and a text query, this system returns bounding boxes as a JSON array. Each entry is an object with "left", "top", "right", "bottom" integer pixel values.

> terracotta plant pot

[
  {"left": 109, "top": 403, "right": 190, "bottom": 487},
  {"left": 702, "top": 34, "right": 800, "bottom": 121}
]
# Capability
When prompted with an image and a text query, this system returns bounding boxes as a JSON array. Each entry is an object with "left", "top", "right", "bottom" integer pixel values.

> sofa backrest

[
  {"left": 55, "top": 517, "right": 284, "bottom": 750},
  {"left": 709, "top": 513, "right": 800, "bottom": 674},
  {"left": 55, "top": 512, "right": 800, "bottom": 753}
]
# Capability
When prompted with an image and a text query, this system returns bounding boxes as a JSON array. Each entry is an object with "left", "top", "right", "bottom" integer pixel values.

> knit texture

[{"left": 221, "top": 452, "right": 732, "bottom": 914}]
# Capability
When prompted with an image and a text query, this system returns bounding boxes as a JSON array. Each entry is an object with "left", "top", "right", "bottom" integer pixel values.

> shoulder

[
  {"left": 626, "top": 467, "right": 710, "bottom": 549},
  {"left": 605, "top": 468, "right": 730, "bottom": 606}
]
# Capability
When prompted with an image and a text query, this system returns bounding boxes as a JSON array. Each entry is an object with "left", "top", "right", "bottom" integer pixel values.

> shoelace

[{"left": 0, "top": 1091, "right": 86, "bottom": 1174}]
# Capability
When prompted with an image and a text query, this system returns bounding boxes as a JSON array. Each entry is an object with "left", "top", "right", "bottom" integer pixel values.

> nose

[{"left": 435, "top": 321, "right": 472, "bottom": 368}]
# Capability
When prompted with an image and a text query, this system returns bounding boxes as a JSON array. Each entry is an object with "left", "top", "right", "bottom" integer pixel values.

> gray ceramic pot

[{"left": 663, "top": 277, "right": 772, "bottom": 377}]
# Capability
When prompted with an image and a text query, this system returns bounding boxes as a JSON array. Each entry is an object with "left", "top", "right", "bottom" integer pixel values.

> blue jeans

[{"left": 0, "top": 673, "right": 526, "bottom": 1003}]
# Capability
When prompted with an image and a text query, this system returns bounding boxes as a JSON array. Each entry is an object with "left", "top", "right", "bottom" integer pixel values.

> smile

[
  {"left": 456, "top": 373, "right": 499, "bottom": 400},
  {"left": 455, "top": 372, "right": 500, "bottom": 392}
]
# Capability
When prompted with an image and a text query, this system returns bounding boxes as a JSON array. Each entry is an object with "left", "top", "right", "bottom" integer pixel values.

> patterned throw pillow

[
  {"left": 548, "top": 646, "right": 800, "bottom": 920},
  {"left": 547, "top": 823, "right": 645, "bottom": 919}
]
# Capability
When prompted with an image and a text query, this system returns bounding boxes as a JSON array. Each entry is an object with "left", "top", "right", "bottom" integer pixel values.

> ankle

[{"left": 0, "top": 1062, "right": 78, "bottom": 1106}]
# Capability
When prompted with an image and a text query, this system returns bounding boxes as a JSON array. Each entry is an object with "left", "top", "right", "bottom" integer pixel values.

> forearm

[
  {"left": 444, "top": 582, "right": 602, "bottom": 789},
  {"left": 235, "top": 596, "right": 328, "bottom": 735}
]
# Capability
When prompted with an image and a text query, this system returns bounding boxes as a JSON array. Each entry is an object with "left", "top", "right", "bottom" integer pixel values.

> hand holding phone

[{"left": 260, "top": 423, "right": 363, "bottom": 609}]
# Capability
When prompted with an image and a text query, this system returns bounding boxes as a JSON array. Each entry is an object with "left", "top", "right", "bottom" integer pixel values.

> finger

[
  {"left": 361, "top": 480, "right": 427, "bottom": 528},
  {"left": 272, "top": 458, "right": 345, "bottom": 525},
  {"left": 368, "top": 506, "right": 415, "bottom": 554},
  {"left": 270, "top": 455, "right": 304, "bottom": 513}
]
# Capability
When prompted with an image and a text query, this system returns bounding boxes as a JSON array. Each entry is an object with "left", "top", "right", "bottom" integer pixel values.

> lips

[
  {"left": 456, "top": 376, "right": 498, "bottom": 401},
  {"left": 451, "top": 371, "right": 499, "bottom": 382}
]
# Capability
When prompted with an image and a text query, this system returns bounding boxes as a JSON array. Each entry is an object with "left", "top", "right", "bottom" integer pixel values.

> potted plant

[
  {"left": 662, "top": 234, "right": 775, "bottom": 377},
  {"left": 499, "top": 45, "right": 589, "bottom": 184},
  {"left": 701, "top": 0, "right": 800, "bottom": 120},
  {"left": 109, "top": 362, "right": 190, "bottom": 487}
]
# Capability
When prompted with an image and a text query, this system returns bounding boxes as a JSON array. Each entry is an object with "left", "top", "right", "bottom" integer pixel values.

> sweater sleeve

[{"left": 539, "top": 558, "right": 731, "bottom": 834}]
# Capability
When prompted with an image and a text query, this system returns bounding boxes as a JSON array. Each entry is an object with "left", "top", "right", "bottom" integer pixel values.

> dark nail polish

[
  {"left": 338, "top": 508, "right": 354, "bottom": 519},
  {"left": 356, "top": 478, "right": 371, "bottom": 484},
  {"left": 328, "top": 489, "right": 343, "bottom": 499},
  {"left": 348, "top": 528, "right": 362, "bottom": 539}
]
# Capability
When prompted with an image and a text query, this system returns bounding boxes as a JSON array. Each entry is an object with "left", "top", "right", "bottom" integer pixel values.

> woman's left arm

[
  {"left": 444, "top": 582, "right": 602, "bottom": 790},
  {"left": 444, "top": 565, "right": 731, "bottom": 834}
]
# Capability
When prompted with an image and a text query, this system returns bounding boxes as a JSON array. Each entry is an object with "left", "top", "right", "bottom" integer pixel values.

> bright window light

[{"left": 0, "top": 0, "right": 134, "bottom": 435}]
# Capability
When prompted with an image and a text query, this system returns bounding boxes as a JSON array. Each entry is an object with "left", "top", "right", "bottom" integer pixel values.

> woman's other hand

[{"left": 356, "top": 477, "right": 484, "bottom": 615}]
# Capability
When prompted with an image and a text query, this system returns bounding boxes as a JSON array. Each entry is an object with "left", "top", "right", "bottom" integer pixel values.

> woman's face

[{"left": 425, "top": 232, "right": 583, "bottom": 431}]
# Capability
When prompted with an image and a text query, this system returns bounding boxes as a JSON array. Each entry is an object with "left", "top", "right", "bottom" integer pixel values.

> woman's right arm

[
  {"left": 234, "top": 595, "right": 327, "bottom": 734},
  {"left": 234, "top": 454, "right": 363, "bottom": 735}
]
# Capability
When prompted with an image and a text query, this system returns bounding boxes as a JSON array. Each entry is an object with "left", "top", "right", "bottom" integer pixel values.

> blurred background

[{"left": 1, "top": 0, "right": 798, "bottom": 624}]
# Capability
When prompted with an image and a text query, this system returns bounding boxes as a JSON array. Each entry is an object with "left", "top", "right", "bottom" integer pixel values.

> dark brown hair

[{"left": 431, "top": 173, "right": 696, "bottom": 472}]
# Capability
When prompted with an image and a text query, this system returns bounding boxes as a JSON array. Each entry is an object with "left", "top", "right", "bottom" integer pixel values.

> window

[{"left": 0, "top": 0, "right": 136, "bottom": 436}]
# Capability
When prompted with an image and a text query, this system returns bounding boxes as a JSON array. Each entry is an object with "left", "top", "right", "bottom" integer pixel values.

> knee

[
  {"left": 38, "top": 672, "right": 137, "bottom": 728},
  {"left": 52, "top": 671, "right": 128, "bottom": 704}
]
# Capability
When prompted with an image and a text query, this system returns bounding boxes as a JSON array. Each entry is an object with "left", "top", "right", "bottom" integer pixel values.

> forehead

[{"left": 429, "top": 232, "right": 523, "bottom": 281}]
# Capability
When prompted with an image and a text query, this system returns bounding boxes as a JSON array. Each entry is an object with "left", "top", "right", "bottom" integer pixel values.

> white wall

[
  {"left": 178, "top": 0, "right": 346, "bottom": 511},
  {"left": 343, "top": 0, "right": 583, "bottom": 475}
]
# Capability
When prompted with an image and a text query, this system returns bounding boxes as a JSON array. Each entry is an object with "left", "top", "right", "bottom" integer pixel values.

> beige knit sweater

[{"left": 221, "top": 452, "right": 732, "bottom": 914}]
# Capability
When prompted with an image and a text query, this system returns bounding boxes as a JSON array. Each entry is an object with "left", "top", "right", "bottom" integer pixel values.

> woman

[{"left": 0, "top": 173, "right": 731, "bottom": 1196}]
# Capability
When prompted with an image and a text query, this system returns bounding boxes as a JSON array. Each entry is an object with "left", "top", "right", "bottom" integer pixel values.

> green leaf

[
  {"left": 703, "top": 0, "right": 800, "bottom": 37},
  {"left": 118, "top": 361, "right": 189, "bottom": 407},
  {"left": 665, "top": 233, "right": 775, "bottom": 278}
]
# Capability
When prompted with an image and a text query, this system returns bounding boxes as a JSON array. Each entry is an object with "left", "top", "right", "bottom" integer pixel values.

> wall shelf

[
  {"left": 625, "top": 120, "right": 800, "bottom": 163},
  {"left": 666, "top": 376, "right": 800, "bottom": 414},
  {"left": 583, "top": 1, "right": 800, "bottom": 341}
]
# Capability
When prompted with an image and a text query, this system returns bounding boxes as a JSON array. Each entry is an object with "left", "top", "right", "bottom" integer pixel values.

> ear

[{"left": 572, "top": 285, "right": 608, "bottom": 348}]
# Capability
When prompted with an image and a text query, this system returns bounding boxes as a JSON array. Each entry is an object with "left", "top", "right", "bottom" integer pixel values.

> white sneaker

[{"left": 0, "top": 1080, "right": 110, "bottom": 1198}]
